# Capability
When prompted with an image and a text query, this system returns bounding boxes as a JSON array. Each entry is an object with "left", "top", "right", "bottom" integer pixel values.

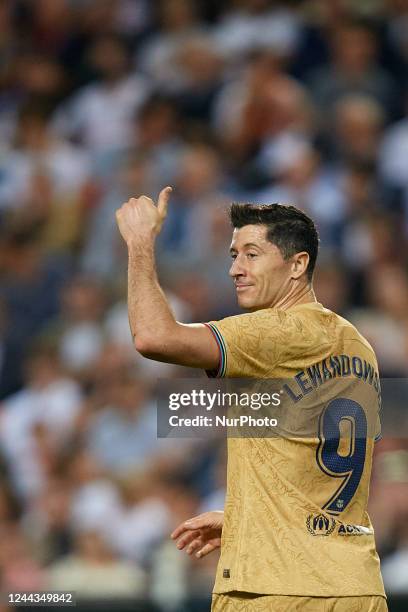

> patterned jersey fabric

[{"left": 206, "top": 302, "right": 386, "bottom": 597}]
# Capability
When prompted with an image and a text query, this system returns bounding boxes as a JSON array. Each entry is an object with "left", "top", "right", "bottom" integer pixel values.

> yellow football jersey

[{"left": 205, "top": 302, "right": 386, "bottom": 598}]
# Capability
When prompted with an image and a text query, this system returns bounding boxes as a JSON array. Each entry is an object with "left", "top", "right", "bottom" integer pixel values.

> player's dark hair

[{"left": 229, "top": 203, "right": 319, "bottom": 281}]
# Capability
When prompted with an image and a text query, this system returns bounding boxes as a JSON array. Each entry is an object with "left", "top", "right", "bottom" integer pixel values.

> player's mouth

[{"left": 235, "top": 284, "right": 253, "bottom": 292}]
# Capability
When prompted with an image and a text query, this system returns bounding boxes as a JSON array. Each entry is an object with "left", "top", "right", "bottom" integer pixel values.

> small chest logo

[
  {"left": 306, "top": 513, "right": 336, "bottom": 536},
  {"left": 223, "top": 569, "right": 230, "bottom": 578}
]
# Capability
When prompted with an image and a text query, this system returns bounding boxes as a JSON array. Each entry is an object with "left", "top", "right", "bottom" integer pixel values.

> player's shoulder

[
  {"left": 314, "top": 304, "right": 378, "bottom": 361},
  {"left": 334, "top": 311, "right": 377, "bottom": 351},
  {"left": 214, "top": 307, "right": 288, "bottom": 333},
  {"left": 284, "top": 303, "right": 375, "bottom": 345},
  {"left": 213, "top": 303, "right": 375, "bottom": 352},
  {"left": 214, "top": 303, "right": 332, "bottom": 336}
]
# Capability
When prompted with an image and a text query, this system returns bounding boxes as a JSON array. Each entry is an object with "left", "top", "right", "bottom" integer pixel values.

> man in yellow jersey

[{"left": 116, "top": 188, "right": 387, "bottom": 612}]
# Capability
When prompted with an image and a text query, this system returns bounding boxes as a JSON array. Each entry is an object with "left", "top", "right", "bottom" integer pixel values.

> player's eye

[
  {"left": 230, "top": 253, "right": 237, "bottom": 260},
  {"left": 247, "top": 253, "right": 258, "bottom": 259}
]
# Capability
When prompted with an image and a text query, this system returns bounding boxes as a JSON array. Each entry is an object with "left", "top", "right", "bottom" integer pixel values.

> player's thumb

[{"left": 158, "top": 186, "right": 172, "bottom": 218}]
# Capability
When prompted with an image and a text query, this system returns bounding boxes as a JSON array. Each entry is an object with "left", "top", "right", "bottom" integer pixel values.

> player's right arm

[
  {"left": 136, "top": 321, "right": 220, "bottom": 370},
  {"left": 116, "top": 189, "right": 220, "bottom": 371}
]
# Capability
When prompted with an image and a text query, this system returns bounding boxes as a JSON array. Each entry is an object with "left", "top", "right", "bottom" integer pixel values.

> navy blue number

[{"left": 317, "top": 398, "right": 367, "bottom": 514}]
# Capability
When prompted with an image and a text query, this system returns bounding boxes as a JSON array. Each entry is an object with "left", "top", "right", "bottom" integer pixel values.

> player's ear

[{"left": 291, "top": 251, "right": 309, "bottom": 280}]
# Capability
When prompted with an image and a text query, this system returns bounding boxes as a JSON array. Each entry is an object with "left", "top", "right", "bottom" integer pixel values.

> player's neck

[{"left": 274, "top": 285, "right": 317, "bottom": 311}]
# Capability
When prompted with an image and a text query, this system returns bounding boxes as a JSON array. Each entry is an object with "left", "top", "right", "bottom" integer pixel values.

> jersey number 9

[{"left": 317, "top": 398, "right": 367, "bottom": 514}]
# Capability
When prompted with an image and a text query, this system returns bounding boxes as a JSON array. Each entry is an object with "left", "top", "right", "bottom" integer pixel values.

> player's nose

[{"left": 229, "top": 257, "right": 245, "bottom": 277}]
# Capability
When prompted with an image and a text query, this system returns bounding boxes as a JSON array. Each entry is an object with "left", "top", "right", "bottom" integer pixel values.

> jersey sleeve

[{"left": 204, "top": 309, "right": 290, "bottom": 378}]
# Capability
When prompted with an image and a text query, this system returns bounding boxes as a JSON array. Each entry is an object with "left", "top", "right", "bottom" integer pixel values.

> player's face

[{"left": 229, "top": 225, "right": 293, "bottom": 311}]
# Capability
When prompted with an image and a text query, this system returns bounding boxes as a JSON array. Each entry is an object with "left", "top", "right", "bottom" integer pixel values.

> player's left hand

[
  {"left": 171, "top": 511, "right": 223, "bottom": 559},
  {"left": 116, "top": 186, "right": 172, "bottom": 245}
]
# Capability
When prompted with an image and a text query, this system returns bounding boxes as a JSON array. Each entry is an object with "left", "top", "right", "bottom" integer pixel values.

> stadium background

[{"left": 0, "top": 0, "right": 407, "bottom": 610}]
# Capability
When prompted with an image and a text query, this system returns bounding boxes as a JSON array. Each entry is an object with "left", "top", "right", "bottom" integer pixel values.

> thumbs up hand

[{"left": 116, "top": 186, "right": 172, "bottom": 246}]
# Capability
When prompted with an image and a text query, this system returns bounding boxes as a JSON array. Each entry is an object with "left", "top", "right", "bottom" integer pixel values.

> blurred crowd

[{"left": 0, "top": 0, "right": 408, "bottom": 606}]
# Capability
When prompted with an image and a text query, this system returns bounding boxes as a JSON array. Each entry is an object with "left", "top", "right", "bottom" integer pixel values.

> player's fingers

[
  {"left": 182, "top": 516, "right": 211, "bottom": 530},
  {"left": 196, "top": 539, "right": 221, "bottom": 559},
  {"left": 157, "top": 186, "right": 172, "bottom": 219},
  {"left": 171, "top": 513, "right": 211, "bottom": 539},
  {"left": 175, "top": 530, "right": 200, "bottom": 550},
  {"left": 171, "top": 522, "right": 193, "bottom": 539},
  {"left": 186, "top": 537, "right": 203, "bottom": 555}
]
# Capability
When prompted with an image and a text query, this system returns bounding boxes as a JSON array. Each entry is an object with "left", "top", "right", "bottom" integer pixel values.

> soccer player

[{"left": 116, "top": 188, "right": 387, "bottom": 612}]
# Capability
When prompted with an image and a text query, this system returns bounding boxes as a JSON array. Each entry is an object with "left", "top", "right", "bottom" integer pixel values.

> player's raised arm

[{"left": 115, "top": 188, "right": 220, "bottom": 370}]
